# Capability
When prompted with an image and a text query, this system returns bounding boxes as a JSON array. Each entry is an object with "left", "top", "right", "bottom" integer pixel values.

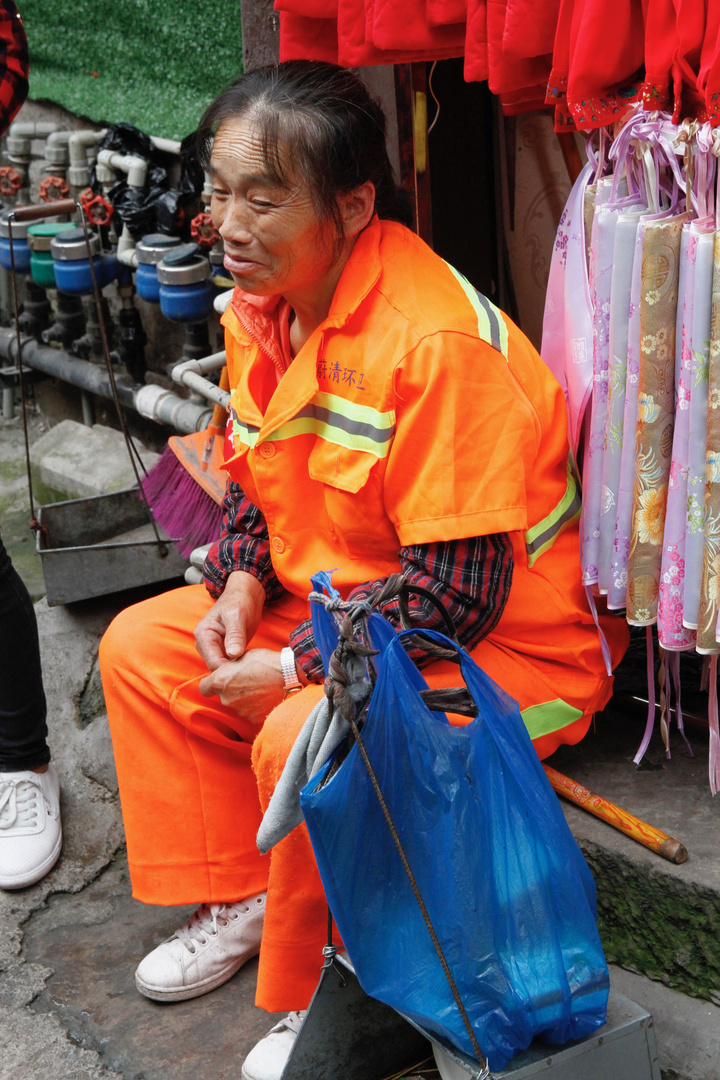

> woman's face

[{"left": 209, "top": 115, "right": 338, "bottom": 298}]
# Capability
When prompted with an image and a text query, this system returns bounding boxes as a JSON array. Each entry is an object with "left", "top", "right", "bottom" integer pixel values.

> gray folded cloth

[{"left": 256, "top": 648, "right": 371, "bottom": 854}]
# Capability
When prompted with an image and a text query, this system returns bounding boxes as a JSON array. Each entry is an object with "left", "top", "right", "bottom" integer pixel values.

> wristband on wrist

[{"left": 280, "top": 646, "right": 302, "bottom": 698}]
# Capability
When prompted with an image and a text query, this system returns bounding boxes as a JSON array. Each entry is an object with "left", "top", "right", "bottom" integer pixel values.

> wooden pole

[{"left": 543, "top": 764, "right": 688, "bottom": 865}]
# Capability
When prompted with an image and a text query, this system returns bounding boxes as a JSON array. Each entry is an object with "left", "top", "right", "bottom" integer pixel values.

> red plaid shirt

[
  {"left": 0, "top": 2, "right": 28, "bottom": 135},
  {"left": 203, "top": 483, "right": 514, "bottom": 682}
]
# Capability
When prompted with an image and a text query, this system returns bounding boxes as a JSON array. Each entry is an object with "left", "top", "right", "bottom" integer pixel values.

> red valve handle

[
  {"left": 191, "top": 211, "right": 220, "bottom": 249},
  {"left": 39, "top": 176, "right": 70, "bottom": 202},
  {"left": 0, "top": 166, "right": 21, "bottom": 196},
  {"left": 83, "top": 193, "right": 113, "bottom": 226}
]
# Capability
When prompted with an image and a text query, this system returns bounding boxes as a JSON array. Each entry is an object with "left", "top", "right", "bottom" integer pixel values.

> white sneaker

[
  {"left": 241, "top": 1011, "right": 305, "bottom": 1080},
  {"left": 135, "top": 893, "right": 266, "bottom": 1002},
  {"left": 0, "top": 764, "right": 62, "bottom": 889}
]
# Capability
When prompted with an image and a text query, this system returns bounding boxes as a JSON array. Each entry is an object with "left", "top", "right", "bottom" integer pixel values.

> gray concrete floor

[{"left": 2, "top": 409, "right": 720, "bottom": 1080}]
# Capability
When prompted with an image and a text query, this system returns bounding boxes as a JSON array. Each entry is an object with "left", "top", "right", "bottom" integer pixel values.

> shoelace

[
  {"left": 0, "top": 778, "right": 41, "bottom": 831},
  {"left": 272, "top": 1011, "right": 305, "bottom": 1036},
  {"left": 174, "top": 901, "right": 251, "bottom": 954}
]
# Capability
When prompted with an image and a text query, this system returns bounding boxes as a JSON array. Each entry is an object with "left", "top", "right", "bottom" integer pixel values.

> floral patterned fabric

[
  {"left": 698, "top": 233, "right": 720, "bottom": 653},
  {"left": 657, "top": 223, "right": 697, "bottom": 651},
  {"left": 598, "top": 208, "right": 646, "bottom": 595},
  {"left": 608, "top": 217, "right": 648, "bottom": 610},
  {"left": 627, "top": 213, "right": 688, "bottom": 625},
  {"left": 683, "top": 226, "right": 714, "bottom": 629}
]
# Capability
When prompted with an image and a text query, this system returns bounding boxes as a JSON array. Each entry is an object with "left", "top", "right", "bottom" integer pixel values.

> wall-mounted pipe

[
  {"left": 96, "top": 150, "right": 148, "bottom": 189},
  {"left": 68, "top": 130, "right": 107, "bottom": 189},
  {"left": 149, "top": 136, "right": 182, "bottom": 156},
  {"left": 0, "top": 328, "right": 212, "bottom": 434},
  {"left": 134, "top": 383, "right": 214, "bottom": 430}
]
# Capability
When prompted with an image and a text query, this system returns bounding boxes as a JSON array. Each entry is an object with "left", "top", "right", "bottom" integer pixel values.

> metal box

[
  {"left": 36, "top": 488, "right": 188, "bottom": 606},
  {"left": 281, "top": 952, "right": 661, "bottom": 1080}
]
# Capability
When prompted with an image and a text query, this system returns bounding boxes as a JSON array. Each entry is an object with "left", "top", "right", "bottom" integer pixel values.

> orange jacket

[{"left": 222, "top": 217, "right": 626, "bottom": 735}]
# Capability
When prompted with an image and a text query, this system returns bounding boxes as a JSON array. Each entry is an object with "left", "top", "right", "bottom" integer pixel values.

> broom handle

[
  {"left": 201, "top": 368, "right": 230, "bottom": 472},
  {"left": 209, "top": 367, "right": 230, "bottom": 430},
  {"left": 543, "top": 764, "right": 688, "bottom": 864}
]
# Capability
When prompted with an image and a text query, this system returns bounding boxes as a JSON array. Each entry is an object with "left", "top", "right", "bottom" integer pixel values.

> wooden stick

[{"left": 543, "top": 764, "right": 688, "bottom": 865}]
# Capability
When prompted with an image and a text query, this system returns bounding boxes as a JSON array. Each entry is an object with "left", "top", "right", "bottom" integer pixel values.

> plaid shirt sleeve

[
  {"left": 0, "top": 2, "right": 28, "bottom": 135},
  {"left": 203, "top": 481, "right": 286, "bottom": 603},
  {"left": 289, "top": 533, "right": 514, "bottom": 683}
]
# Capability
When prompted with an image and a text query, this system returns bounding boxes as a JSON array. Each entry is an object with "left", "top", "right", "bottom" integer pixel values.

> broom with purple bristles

[{"left": 140, "top": 370, "right": 229, "bottom": 557}]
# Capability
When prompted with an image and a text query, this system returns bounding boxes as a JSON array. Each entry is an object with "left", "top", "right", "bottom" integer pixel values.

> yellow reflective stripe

[
  {"left": 445, "top": 262, "right": 509, "bottom": 360},
  {"left": 231, "top": 394, "right": 396, "bottom": 457},
  {"left": 230, "top": 409, "right": 260, "bottom": 448},
  {"left": 525, "top": 456, "right": 582, "bottom": 567},
  {"left": 520, "top": 699, "right": 584, "bottom": 739}
]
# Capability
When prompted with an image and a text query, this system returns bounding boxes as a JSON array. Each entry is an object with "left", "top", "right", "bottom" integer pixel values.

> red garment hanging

[
  {"left": 371, "top": 0, "right": 465, "bottom": 54},
  {"left": 501, "top": 0, "right": 560, "bottom": 62},
  {"left": 279, "top": 11, "right": 339, "bottom": 61},
  {"left": 670, "top": 0, "right": 708, "bottom": 122},
  {"left": 427, "top": 0, "right": 467, "bottom": 26},
  {"left": 464, "top": 0, "right": 489, "bottom": 81},
  {"left": 642, "top": 0, "right": 676, "bottom": 113},
  {"left": 275, "top": 0, "right": 337, "bottom": 16},
  {"left": 486, "top": 0, "right": 551, "bottom": 96}
]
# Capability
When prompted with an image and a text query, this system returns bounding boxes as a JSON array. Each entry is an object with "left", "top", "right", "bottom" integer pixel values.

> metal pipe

[
  {"left": 0, "top": 328, "right": 212, "bottom": 434},
  {"left": 80, "top": 390, "right": 95, "bottom": 427}
]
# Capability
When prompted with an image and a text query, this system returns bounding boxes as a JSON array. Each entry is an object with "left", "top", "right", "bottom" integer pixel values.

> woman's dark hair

[{"left": 196, "top": 61, "right": 413, "bottom": 235}]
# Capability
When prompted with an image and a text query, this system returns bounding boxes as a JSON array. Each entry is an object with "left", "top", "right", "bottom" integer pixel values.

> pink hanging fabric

[
  {"left": 540, "top": 163, "right": 595, "bottom": 457},
  {"left": 657, "top": 223, "right": 697, "bottom": 652}
]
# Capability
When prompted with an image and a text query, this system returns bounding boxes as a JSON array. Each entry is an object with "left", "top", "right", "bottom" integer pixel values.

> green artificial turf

[{"left": 20, "top": 0, "right": 243, "bottom": 140}]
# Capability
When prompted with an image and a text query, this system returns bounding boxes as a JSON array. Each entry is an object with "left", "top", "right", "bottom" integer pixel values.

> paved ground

[{"left": 3, "top": 411, "right": 720, "bottom": 1080}]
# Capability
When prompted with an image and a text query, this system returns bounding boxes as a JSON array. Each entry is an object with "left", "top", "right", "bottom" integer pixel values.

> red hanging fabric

[
  {"left": 371, "top": 0, "right": 465, "bottom": 54},
  {"left": 279, "top": 11, "right": 339, "bottom": 62},
  {"left": 501, "top": 0, "right": 560, "bottom": 62},
  {"left": 486, "top": 0, "right": 551, "bottom": 96},
  {"left": 642, "top": 0, "right": 677, "bottom": 113},
  {"left": 427, "top": 0, "right": 468, "bottom": 27},
  {"left": 464, "top": 0, "right": 489, "bottom": 81}
]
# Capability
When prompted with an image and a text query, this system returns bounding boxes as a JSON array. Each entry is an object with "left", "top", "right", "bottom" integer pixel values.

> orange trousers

[{"left": 99, "top": 584, "right": 616, "bottom": 1013}]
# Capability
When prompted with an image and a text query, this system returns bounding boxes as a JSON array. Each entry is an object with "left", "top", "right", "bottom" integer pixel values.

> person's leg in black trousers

[{"left": 0, "top": 531, "right": 62, "bottom": 888}]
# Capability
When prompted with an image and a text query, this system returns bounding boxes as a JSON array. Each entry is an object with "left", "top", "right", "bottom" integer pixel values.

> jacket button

[
  {"left": 258, "top": 442, "right": 276, "bottom": 458},
  {"left": 272, "top": 536, "right": 285, "bottom": 554}
]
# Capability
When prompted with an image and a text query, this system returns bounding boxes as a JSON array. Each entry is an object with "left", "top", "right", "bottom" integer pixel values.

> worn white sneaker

[
  {"left": 135, "top": 893, "right": 266, "bottom": 1002},
  {"left": 0, "top": 764, "right": 62, "bottom": 889},
  {"left": 241, "top": 1011, "right": 306, "bottom": 1080}
]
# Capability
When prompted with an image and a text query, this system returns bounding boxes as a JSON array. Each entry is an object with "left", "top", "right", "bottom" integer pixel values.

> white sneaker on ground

[
  {"left": 135, "top": 893, "right": 266, "bottom": 1002},
  {"left": 0, "top": 764, "right": 62, "bottom": 890},
  {"left": 241, "top": 1011, "right": 305, "bottom": 1080}
]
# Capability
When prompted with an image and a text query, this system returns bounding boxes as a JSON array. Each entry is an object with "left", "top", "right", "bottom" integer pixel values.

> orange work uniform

[{"left": 100, "top": 217, "right": 627, "bottom": 1014}]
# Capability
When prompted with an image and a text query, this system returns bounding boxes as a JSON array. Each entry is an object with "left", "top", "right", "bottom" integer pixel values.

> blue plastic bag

[{"left": 300, "top": 623, "right": 609, "bottom": 1074}]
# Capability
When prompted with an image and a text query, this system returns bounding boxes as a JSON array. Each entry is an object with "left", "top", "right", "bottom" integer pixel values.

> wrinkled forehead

[{"left": 210, "top": 112, "right": 296, "bottom": 188}]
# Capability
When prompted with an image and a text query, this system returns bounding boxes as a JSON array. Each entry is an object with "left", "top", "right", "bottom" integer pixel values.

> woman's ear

[{"left": 339, "top": 181, "right": 376, "bottom": 238}]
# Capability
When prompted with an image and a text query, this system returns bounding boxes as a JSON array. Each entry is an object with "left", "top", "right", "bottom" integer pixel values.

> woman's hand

[
  {"left": 194, "top": 570, "right": 266, "bottom": 672},
  {"left": 198, "top": 648, "right": 284, "bottom": 724}
]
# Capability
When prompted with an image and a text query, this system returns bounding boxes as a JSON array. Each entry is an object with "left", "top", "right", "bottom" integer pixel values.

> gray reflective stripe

[
  {"left": 474, "top": 288, "right": 502, "bottom": 354},
  {"left": 230, "top": 407, "right": 260, "bottom": 448},
  {"left": 525, "top": 461, "right": 582, "bottom": 566},
  {"left": 293, "top": 401, "right": 394, "bottom": 444},
  {"left": 230, "top": 395, "right": 395, "bottom": 457},
  {"left": 445, "top": 261, "right": 509, "bottom": 359}
]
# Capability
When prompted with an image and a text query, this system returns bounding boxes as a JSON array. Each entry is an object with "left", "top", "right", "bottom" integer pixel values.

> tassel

[
  {"left": 708, "top": 655, "right": 720, "bottom": 796},
  {"left": 633, "top": 625, "right": 656, "bottom": 765},
  {"left": 669, "top": 652, "right": 694, "bottom": 757}
]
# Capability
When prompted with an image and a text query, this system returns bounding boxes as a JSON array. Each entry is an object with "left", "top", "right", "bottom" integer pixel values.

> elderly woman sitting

[{"left": 99, "top": 61, "right": 627, "bottom": 1080}]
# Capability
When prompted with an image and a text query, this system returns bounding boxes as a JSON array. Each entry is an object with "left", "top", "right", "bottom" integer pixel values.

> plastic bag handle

[{"left": 396, "top": 580, "right": 459, "bottom": 641}]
